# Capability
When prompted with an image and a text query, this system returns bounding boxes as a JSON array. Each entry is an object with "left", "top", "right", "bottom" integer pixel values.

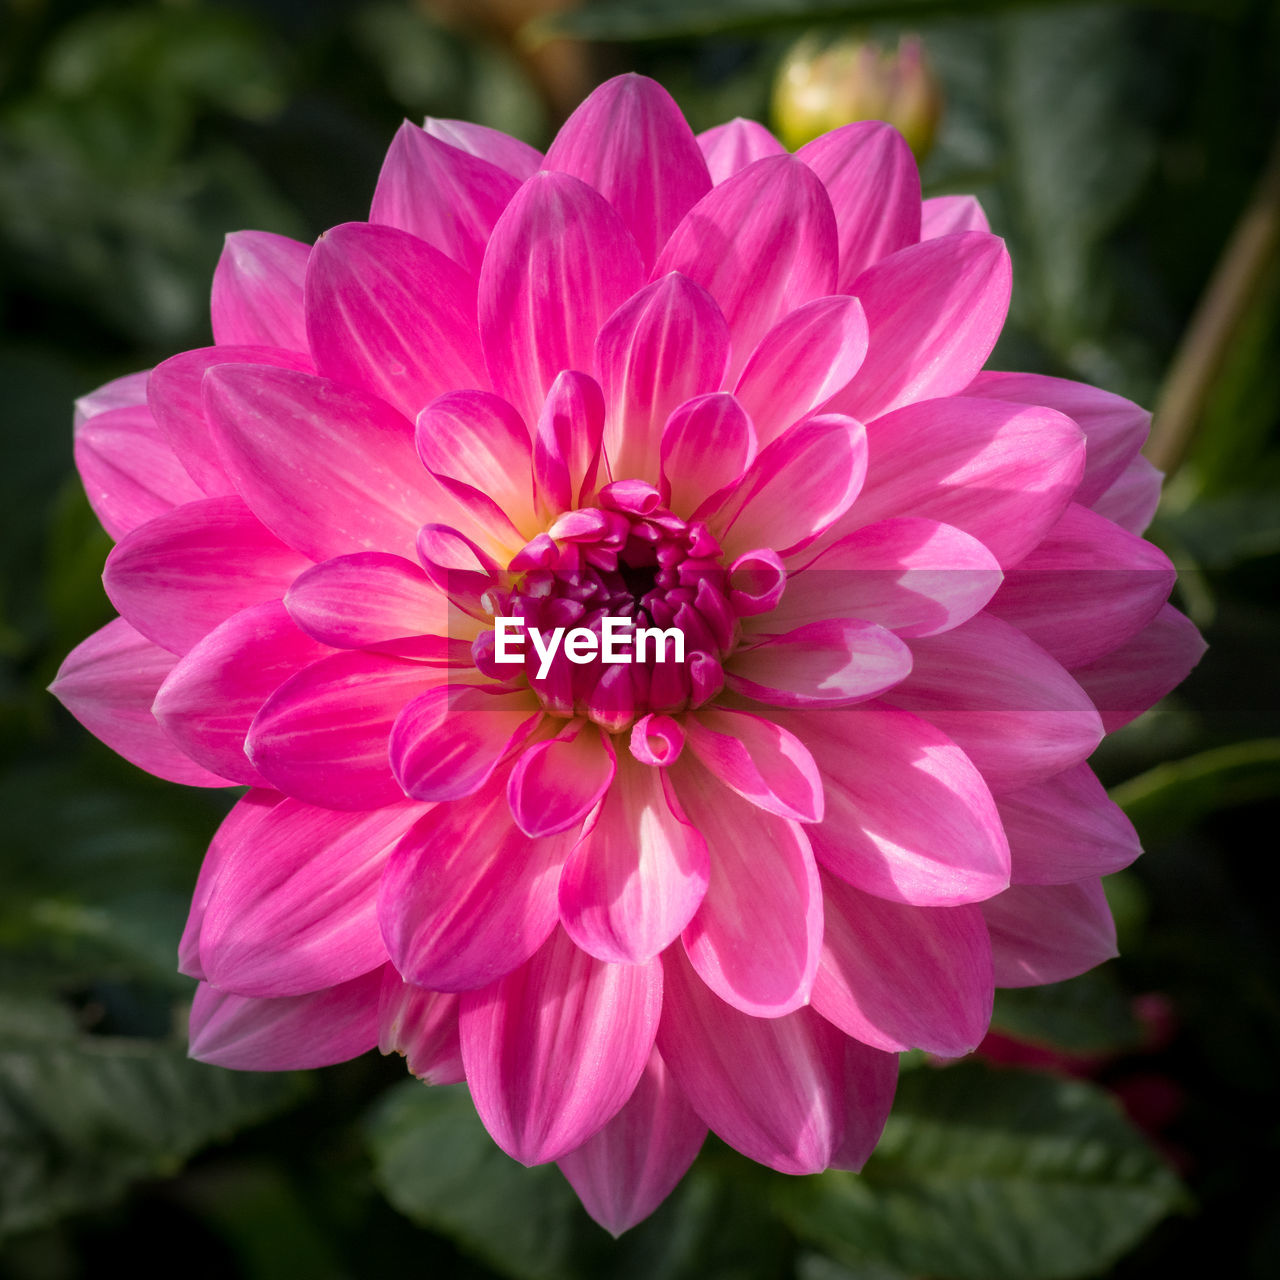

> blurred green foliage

[{"left": 1, "top": 0, "right": 1278, "bottom": 1277}]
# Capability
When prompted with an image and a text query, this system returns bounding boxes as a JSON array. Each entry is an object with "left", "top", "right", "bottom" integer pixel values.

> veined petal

[
  {"left": 597, "top": 273, "right": 729, "bottom": 484},
  {"left": 982, "top": 879, "right": 1118, "bottom": 987},
  {"left": 480, "top": 170, "right": 644, "bottom": 427},
  {"left": 378, "top": 971, "right": 464, "bottom": 1084},
  {"left": 1069, "top": 603, "right": 1206, "bottom": 731},
  {"left": 829, "top": 232, "right": 1011, "bottom": 422},
  {"left": 771, "top": 705, "right": 1009, "bottom": 906},
  {"left": 559, "top": 753, "right": 708, "bottom": 964},
  {"left": 534, "top": 371, "right": 606, "bottom": 517},
  {"left": 74, "top": 404, "right": 205, "bottom": 541},
  {"left": 153, "top": 600, "right": 331, "bottom": 787},
  {"left": 696, "top": 118, "right": 786, "bottom": 183},
  {"left": 558, "top": 1050, "right": 706, "bottom": 1237},
  {"left": 920, "top": 194, "right": 990, "bottom": 239},
  {"left": 306, "top": 222, "right": 486, "bottom": 421},
  {"left": 148, "top": 344, "right": 315, "bottom": 497},
  {"left": 726, "top": 619, "right": 912, "bottom": 707},
  {"left": 198, "top": 796, "right": 422, "bottom": 997},
  {"left": 997, "top": 763, "right": 1141, "bottom": 885},
  {"left": 391, "top": 684, "right": 543, "bottom": 802},
  {"left": 829, "top": 395, "right": 1085, "bottom": 567},
  {"left": 733, "top": 295, "right": 868, "bottom": 448},
  {"left": 965, "top": 371, "right": 1150, "bottom": 505},
  {"left": 49, "top": 618, "right": 225, "bottom": 788},
  {"left": 103, "top": 495, "right": 309, "bottom": 655},
  {"left": 508, "top": 721, "right": 615, "bottom": 837},
  {"left": 813, "top": 871, "right": 993, "bottom": 1057},
  {"left": 544, "top": 74, "right": 711, "bottom": 270},
  {"left": 653, "top": 155, "right": 838, "bottom": 381},
  {"left": 683, "top": 706, "right": 822, "bottom": 823},
  {"left": 883, "top": 614, "right": 1104, "bottom": 792},
  {"left": 371, "top": 121, "right": 520, "bottom": 274},
  {"left": 74, "top": 368, "right": 149, "bottom": 429},
  {"left": 210, "top": 230, "right": 310, "bottom": 352},
  {"left": 767, "top": 518, "right": 1002, "bottom": 639},
  {"left": 189, "top": 968, "right": 384, "bottom": 1070},
  {"left": 660, "top": 392, "right": 755, "bottom": 519},
  {"left": 658, "top": 946, "right": 896, "bottom": 1175},
  {"left": 987, "top": 502, "right": 1175, "bottom": 668},
  {"left": 202, "top": 363, "right": 430, "bottom": 563},
  {"left": 673, "top": 758, "right": 821, "bottom": 1017},
  {"left": 460, "top": 928, "right": 662, "bottom": 1165},
  {"left": 1090, "top": 453, "right": 1163, "bottom": 535},
  {"left": 248, "top": 650, "right": 443, "bottom": 809},
  {"left": 379, "top": 773, "right": 573, "bottom": 991},
  {"left": 424, "top": 117, "right": 542, "bottom": 180},
  {"left": 797, "top": 121, "right": 921, "bottom": 288}
]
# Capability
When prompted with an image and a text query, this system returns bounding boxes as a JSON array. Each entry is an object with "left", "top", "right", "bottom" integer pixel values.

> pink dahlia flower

[{"left": 53, "top": 75, "right": 1204, "bottom": 1233}]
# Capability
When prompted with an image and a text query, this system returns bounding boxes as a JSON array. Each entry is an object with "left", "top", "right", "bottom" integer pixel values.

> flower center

[{"left": 474, "top": 480, "right": 745, "bottom": 732}]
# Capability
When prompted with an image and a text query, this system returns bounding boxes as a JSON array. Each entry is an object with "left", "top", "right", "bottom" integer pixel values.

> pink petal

[
  {"left": 147, "top": 345, "right": 315, "bottom": 497},
  {"left": 883, "top": 614, "right": 1104, "bottom": 793},
  {"left": 812, "top": 870, "right": 993, "bottom": 1056},
  {"left": 673, "top": 758, "right": 821, "bottom": 1017},
  {"left": 210, "top": 230, "right": 311, "bottom": 352},
  {"left": 660, "top": 392, "right": 755, "bottom": 519},
  {"left": 559, "top": 752, "right": 708, "bottom": 963},
  {"left": 982, "top": 879, "right": 1118, "bottom": 987},
  {"left": 997, "top": 762, "right": 1141, "bottom": 885},
  {"left": 188, "top": 968, "right": 384, "bottom": 1070},
  {"left": 508, "top": 721, "right": 615, "bottom": 837},
  {"left": 479, "top": 170, "right": 644, "bottom": 427},
  {"left": 103, "top": 496, "right": 310, "bottom": 655},
  {"left": 391, "top": 684, "right": 543, "bottom": 802},
  {"left": 732, "top": 295, "right": 869, "bottom": 448},
  {"left": 1069, "top": 603, "right": 1206, "bottom": 731},
  {"left": 370, "top": 121, "right": 520, "bottom": 274},
  {"left": 768, "top": 518, "right": 1002, "bottom": 639},
  {"left": 202, "top": 363, "right": 429, "bottom": 563},
  {"left": 423, "top": 117, "right": 543, "bottom": 180},
  {"left": 828, "top": 232, "right": 1011, "bottom": 423},
  {"left": 74, "top": 404, "right": 205, "bottom": 541},
  {"left": 544, "top": 74, "right": 711, "bottom": 270},
  {"left": 534, "top": 370, "right": 605, "bottom": 516},
  {"left": 418, "top": 389, "right": 537, "bottom": 540},
  {"left": 379, "top": 774, "right": 573, "bottom": 990},
  {"left": 596, "top": 272, "right": 729, "bottom": 484},
  {"left": 306, "top": 222, "right": 486, "bottom": 421},
  {"left": 987, "top": 503, "right": 1175, "bottom": 668},
  {"left": 378, "top": 971, "right": 464, "bottom": 1084},
  {"left": 558, "top": 1050, "right": 706, "bottom": 1236},
  {"left": 965, "top": 371, "right": 1150, "bottom": 505},
  {"left": 1091, "top": 454, "right": 1163, "bottom": 534},
  {"left": 726, "top": 619, "right": 912, "bottom": 707},
  {"left": 695, "top": 119, "right": 786, "bottom": 184},
  {"left": 832, "top": 395, "right": 1085, "bottom": 567},
  {"left": 712, "top": 413, "right": 867, "bottom": 559},
  {"left": 198, "top": 796, "right": 421, "bottom": 997},
  {"left": 284, "top": 552, "right": 456, "bottom": 657},
  {"left": 658, "top": 946, "right": 896, "bottom": 1175},
  {"left": 652, "top": 155, "right": 838, "bottom": 381},
  {"left": 920, "top": 194, "right": 990, "bottom": 239},
  {"left": 797, "top": 121, "right": 921, "bottom": 288},
  {"left": 153, "top": 600, "right": 331, "bottom": 786},
  {"left": 49, "top": 618, "right": 224, "bottom": 787},
  {"left": 248, "top": 650, "right": 442, "bottom": 808},
  {"left": 179, "top": 791, "right": 250, "bottom": 980},
  {"left": 460, "top": 928, "right": 663, "bottom": 1165},
  {"left": 772, "top": 705, "right": 1009, "bottom": 906},
  {"left": 683, "top": 706, "right": 823, "bottom": 823},
  {"left": 74, "top": 368, "right": 149, "bottom": 429}
]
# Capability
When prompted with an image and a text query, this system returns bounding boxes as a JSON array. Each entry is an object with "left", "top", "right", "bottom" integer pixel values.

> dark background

[{"left": 2, "top": 1, "right": 1278, "bottom": 1276}]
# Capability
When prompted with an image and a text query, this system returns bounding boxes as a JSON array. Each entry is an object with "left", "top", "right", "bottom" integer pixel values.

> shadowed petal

[
  {"left": 696, "top": 118, "right": 785, "bottom": 183},
  {"left": 660, "top": 392, "right": 755, "bottom": 519},
  {"left": 921, "top": 194, "right": 990, "bottom": 239},
  {"left": 1090, "top": 454, "right": 1163, "bottom": 535},
  {"left": 424, "top": 117, "right": 542, "bottom": 179},
  {"left": 982, "top": 879, "right": 1118, "bottom": 987},
  {"left": 378, "top": 970, "right": 464, "bottom": 1083}
]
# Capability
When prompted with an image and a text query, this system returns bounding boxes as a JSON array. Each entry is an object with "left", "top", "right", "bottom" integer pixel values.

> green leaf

[
  {"left": 990, "top": 968, "right": 1142, "bottom": 1055},
  {"left": 0, "top": 996, "right": 306, "bottom": 1240},
  {"left": 1110, "top": 739, "right": 1280, "bottom": 845},
  {"left": 776, "top": 1062, "right": 1185, "bottom": 1280}
]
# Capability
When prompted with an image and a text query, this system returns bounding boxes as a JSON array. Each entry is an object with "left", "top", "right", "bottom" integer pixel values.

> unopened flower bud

[{"left": 772, "top": 32, "right": 943, "bottom": 159}]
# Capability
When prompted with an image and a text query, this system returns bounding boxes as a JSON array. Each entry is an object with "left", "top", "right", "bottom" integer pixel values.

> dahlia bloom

[{"left": 52, "top": 75, "right": 1204, "bottom": 1233}]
